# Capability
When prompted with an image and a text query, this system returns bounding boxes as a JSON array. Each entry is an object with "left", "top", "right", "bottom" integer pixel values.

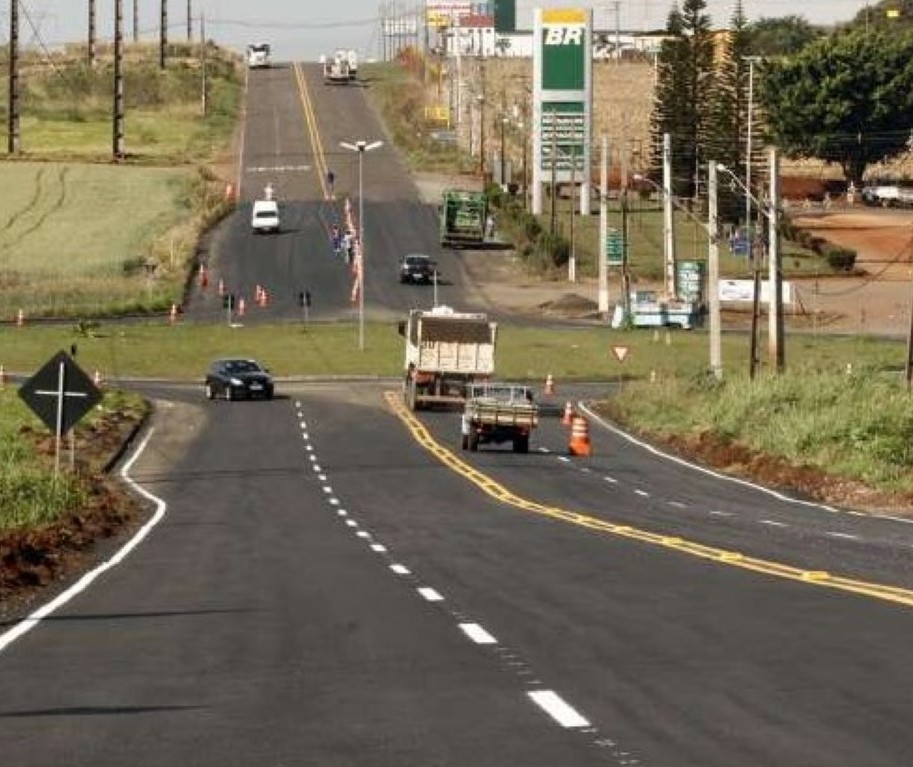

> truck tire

[
  {"left": 468, "top": 430, "right": 479, "bottom": 452},
  {"left": 513, "top": 435, "right": 529, "bottom": 454}
]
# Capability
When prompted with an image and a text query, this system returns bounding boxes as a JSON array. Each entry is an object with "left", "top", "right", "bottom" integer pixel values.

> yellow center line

[
  {"left": 294, "top": 62, "right": 330, "bottom": 200},
  {"left": 384, "top": 390, "right": 913, "bottom": 610}
]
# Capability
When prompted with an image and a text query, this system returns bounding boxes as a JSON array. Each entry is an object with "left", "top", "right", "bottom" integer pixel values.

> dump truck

[
  {"left": 399, "top": 305, "right": 497, "bottom": 411},
  {"left": 439, "top": 189, "right": 487, "bottom": 248},
  {"left": 461, "top": 383, "right": 538, "bottom": 453}
]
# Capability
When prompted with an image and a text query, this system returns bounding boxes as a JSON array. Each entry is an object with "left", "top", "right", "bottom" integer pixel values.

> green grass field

[
  {"left": 0, "top": 320, "right": 904, "bottom": 384},
  {"left": 0, "top": 162, "right": 193, "bottom": 318}
]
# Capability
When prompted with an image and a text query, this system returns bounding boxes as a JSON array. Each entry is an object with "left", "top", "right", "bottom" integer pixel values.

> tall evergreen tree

[
  {"left": 649, "top": 6, "right": 688, "bottom": 193},
  {"left": 707, "top": 0, "right": 755, "bottom": 223},
  {"left": 648, "top": 0, "right": 716, "bottom": 200}
]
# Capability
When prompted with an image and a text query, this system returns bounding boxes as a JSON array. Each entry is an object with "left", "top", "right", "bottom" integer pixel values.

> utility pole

[
  {"left": 8, "top": 0, "right": 20, "bottom": 155},
  {"left": 569, "top": 144, "right": 577, "bottom": 283},
  {"left": 708, "top": 161, "right": 722, "bottom": 379},
  {"left": 620, "top": 121, "right": 631, "bottom": 317},
  {"left": 478, "top": 58, "right": 486, "bottom": 177},
  {"left": 549, "top": 111, "right": 558, "bottom": 235},
  {"left": 133, "top": 0, "right": 139, "bottom": 42},
  {"left": 744, "top": 56, "right": 761, "bottom": 256},
  {"left": 598, "top": 135, "right": 609, "bottom": 317},
  {"left": 113, "top": 0, "right": 125, "bottom": 160},
  {"left": 88, "top": 0, "right": 97, "bottom": 66},
  {"left": 662, "top": 132, "right": 676, "bottom": 298},
  {"left": 612, "top": 0, "right": 621, "bottom": 66},
  {"left": 187, "top": 0, "right": 192, "bottom": 41},
  {"left": 748, "top": 207, "right": 762, "bottom": 380},
  {"left": 200, "top": 13, "right": 207, "bottom": 116},
  {"left": 160, "top": 0, "right": 168, "bottom": 70},
  {"left": 906, "top": 221, "right": 913, "bottom": 389},
  {"left": 768, "top": 146, "right": 784, "bottom": 372}
]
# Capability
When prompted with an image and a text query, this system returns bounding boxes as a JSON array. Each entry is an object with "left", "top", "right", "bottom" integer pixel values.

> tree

[
  {"left": 707, "top": 0, "right": 755, "bottom": 223},
  {"left": 760, "top": 29, "right": 913, "bottom": 183},
  {"left": 649, "top": 0, "right": 716, "bottom": 200},
  {"left": 747, "top": 16, "right": 820, "bottom": 57}
]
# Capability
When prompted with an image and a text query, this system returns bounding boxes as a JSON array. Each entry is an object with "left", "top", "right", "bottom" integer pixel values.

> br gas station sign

[{"left": 532, "top": 7, "right": 593, "bottom": 216}]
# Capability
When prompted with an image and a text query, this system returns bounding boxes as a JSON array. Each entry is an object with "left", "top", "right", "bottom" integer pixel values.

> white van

[
  {"left": 251, "top": 199, "right": 280, "bottom": 233},
  {"left": 246, "top": 43, "right": 271, "bottom": 68}
]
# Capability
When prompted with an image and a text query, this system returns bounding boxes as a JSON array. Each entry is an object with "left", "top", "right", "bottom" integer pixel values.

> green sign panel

[
  {"left": 494, "top": 0, "right": 516, "bottom": 33},
  {"left": 606, "top": 229, "right": 623, "bottom": 266}
]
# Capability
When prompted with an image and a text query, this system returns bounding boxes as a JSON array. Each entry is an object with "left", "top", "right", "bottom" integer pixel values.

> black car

[
  {"left": 399, "top": 253, "right": 437, "bottom": 284},
  {"left": 204, "top": 358, "right": 274, "bottom": 401}
]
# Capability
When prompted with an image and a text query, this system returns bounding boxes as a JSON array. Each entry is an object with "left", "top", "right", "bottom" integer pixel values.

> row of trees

[{"left": 650, "top": 0, "right": 913, "bottom": 223}]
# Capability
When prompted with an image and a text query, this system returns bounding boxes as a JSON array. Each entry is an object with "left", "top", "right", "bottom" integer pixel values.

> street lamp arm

[
  {"left": 633, "top": 172, "right": 717, "bottom": 239},
  {"left": 716, "top": 163, "right": 770, "bottom": 218}
]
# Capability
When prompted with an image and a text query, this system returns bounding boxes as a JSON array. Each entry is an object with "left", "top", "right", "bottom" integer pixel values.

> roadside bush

[{"left": 824, "top": 245, "right": 856, "bottom": 271}]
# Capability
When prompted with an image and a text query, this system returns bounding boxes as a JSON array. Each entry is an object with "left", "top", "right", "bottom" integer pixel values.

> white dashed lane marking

[
  {"left": 417, "top": 587, "right": 444, "bottom": 602},
  {"left": 760, "top": 519, "right": 788, "bottom": 527},
  {"left": 390, "top": 564, "right": 410, "bottom": 575},
  {"left": 527, "top": 690, "right": 591, "bottom": 729},
  {"left": 459, "top": 623, "right": 498, "bottom": 644},
  {"left": 826, "top": 531, "right": 859, "bottom": 540}
]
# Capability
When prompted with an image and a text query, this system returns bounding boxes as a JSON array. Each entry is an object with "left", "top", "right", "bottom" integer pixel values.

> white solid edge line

[
  {"left": 527, "top": 690, "right": 590, "bottom": 728},
  {"left": 0, "top": 429, "right": 166, "bottom": 656},
  {"left": 459, "top": 622, "right": 497, "bottom": 644},
  {"left": 578, "top": 403, "right": 840, "bottom": 513}
]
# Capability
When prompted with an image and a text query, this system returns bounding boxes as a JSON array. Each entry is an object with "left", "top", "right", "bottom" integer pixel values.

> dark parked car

[
  {"left": 204, "top": 358, "right": 274, "bottom": 401},
  {"left": 399, "top": 253, "right": 437, "bottom": 284}
]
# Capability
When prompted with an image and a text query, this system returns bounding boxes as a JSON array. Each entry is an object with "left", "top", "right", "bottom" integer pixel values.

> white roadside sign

[{"left": 719, "top": 279, "right": 793, "bottom": 305}]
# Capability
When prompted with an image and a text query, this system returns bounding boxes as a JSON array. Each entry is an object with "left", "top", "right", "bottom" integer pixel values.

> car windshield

[
  {"left": 405, "top": 256, "right": 430, "bottom": 266},
  {"left": 224, "top": 360, "right": 261, "bottom": 374},
  {"left": 255, "top": 210, "right": 277, "bottom": 219}
]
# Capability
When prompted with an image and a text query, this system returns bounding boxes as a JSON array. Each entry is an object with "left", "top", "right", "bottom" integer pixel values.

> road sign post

[{"left": 18, "top": 351, "right": 102, "bottom": 476}]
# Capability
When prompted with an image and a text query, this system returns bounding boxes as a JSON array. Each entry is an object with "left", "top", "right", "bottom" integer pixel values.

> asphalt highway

[
  {"left": 188, "top": 63, "right": 489, "bottom": 326},
  {"left": 4, "top": 65, "right": 913, "bottom": 766}
]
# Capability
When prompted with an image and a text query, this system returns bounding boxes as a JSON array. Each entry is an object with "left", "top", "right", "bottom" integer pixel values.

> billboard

[
  {"left": 426, "top": 1, "right": 473, "bottom": 28},
  {"left": 532, "top": 8, "right": 592, "bottom": 215}
]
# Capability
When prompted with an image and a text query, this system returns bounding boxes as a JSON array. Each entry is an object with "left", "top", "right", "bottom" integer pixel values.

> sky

[{"left": 9, "top": 1, "right": 876, "bottom": 63}]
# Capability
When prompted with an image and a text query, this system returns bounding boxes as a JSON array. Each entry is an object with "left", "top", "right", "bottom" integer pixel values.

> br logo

[{"left": 544, "top": 27, "right": 584, "bottom": 45}]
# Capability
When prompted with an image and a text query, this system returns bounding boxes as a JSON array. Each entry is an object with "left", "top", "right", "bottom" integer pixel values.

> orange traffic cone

[
  {"left": 562, "top": 401, "right": 574, "bottom": 426},
  {"left": 568, "top": 415, "right": 592, "bottom": 457},
  {"left": 544, "top": 373, "right": 555, "bottom": 396},
  {"left": 16, "top": 308, "right": 24, "bottom": 327},
  {"left": 169, "top": 303, "right": 179, "bottom": 324}
]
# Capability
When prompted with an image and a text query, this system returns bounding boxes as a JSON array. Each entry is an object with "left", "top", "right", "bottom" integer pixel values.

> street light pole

[
  {"left": 635, "top": 170, "right": 722, "bottom": 377},
  {"left": 718, "top": 160, "right": 782, "bottom": 376},
  {"left": 340, "top": 139, "right": 383, "bottom": 351},
  {"left": 744, "top": 56, "right": 762, "bottom": 255},
  {"left": 500, "top": 115, "right": 507, "bottom": 189}
]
